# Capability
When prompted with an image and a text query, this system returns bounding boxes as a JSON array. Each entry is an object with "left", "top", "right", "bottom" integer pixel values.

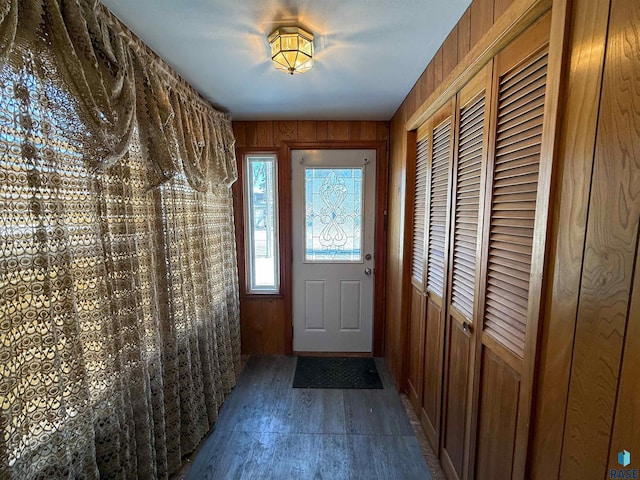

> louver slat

[
  {"left": 426, "top": 119, "right": 452, "bottom": 296},
  {"left": 451, "top": 95, "right": 485, "bottom": 320},
  {"left": 412, "top": 138, "right": 429, "bottom": 284},
  {"left": 483, "top": 51, "right": 548, "bottom": 358}
]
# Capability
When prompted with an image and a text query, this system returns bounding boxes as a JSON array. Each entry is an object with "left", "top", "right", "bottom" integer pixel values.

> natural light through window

[
  {"left": 304, "top": 168, "right": 363, "bottom": 262},
  {"left": 244, "top": 154, "right": 279, "bottom": 293}
]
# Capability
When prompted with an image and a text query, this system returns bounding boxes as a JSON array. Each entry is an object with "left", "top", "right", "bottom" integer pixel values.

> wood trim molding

[
  {"left": 405, "top": 0, "right": 552, "bottom": 131},
  {"left": 281, "top": 141, "right": 389, "bottom": 357},
  {"left": 514, "top": 0, "right": 572, "bottom": 477},
  {"left": 400, "top": 129, "right": 418, "bottom": 392}
]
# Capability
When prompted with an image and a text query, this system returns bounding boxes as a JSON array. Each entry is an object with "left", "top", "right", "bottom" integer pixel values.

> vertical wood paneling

[
  {"left": 377, "top": 123, "right": 389, "bottom": 141},
  {"left": 419, "top": 64, "right": 436, "bottom": 107},
  {"left": 328, "top": 121, "right": 350, "bottom": 140},
  {"left": 297, "top": 121, "right": 317, "bottom": 142},
  {"left": 360, "top": 122, "right": 378, "bottom": 141},
  {"left": 405, "top": 87, "right": 419, "bottom": 120},
  {"left": 349, "top": 121, "right": 362, "bottom": 140},
  {"left": 442, "top": 27, "right": 459, "bottom": 80},
  {"left": 609, "top": 246, "right": 640, "bottom": 467},
  {"left": 257, "top": 121, "right": 274, "bottom": 146},
  {"left": 560, "top": 0, "right": 640, "bottom": 475},
  {"left": 317, "top": 121, "right": 328, "bottom": 141},
  {"left": 246, "top": 121, "right": 258, "bottom": 147},
  {"left": 434, "top": 48, "right": 444, "bottom": 85},
  {"left": 494, "top": 0, "right": 517, "bottom": 20},
  {"left": 274, "top": 121, "right": 297, "bottom": 146},
  {"left": 241, "top": 298, "right": 287, "bottom": 354},
  {"left": 233, "top": 122, "right": 247, "bottom": 147},
  {"left": 470, "top": 0, "right": 494, "bottom": 46},
  {"left": 529, "top": 0, "right": 610, "bottom": 476},
  {"left": 458, "top": 8, "right": 472, "bottom": 60}
]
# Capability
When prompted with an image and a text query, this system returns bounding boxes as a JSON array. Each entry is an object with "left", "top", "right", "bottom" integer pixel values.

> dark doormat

[{"left": 292, "top": 356, "right": 383, "bottom": 389}]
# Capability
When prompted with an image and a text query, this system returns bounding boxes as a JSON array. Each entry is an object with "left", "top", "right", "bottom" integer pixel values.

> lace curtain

[{"left": 0, "top": 1, "right": 240, "bottom": 479}]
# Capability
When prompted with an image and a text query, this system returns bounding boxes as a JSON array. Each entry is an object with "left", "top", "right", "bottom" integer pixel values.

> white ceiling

[{"left": 101, "top": 0, "right": 471, "bottom": 121}]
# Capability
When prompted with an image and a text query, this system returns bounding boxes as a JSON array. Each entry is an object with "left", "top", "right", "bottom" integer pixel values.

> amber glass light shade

[{"left": 268, "top": 27, "right": 314, "bottom": 75}]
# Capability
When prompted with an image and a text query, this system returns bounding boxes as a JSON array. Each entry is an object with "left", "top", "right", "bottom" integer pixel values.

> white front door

[{"left": 291, "top": 149, "right": 376, "bottom": 352}]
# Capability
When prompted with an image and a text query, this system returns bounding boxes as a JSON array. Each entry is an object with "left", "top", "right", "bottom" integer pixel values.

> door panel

[
  {"left": 419, "top": 102, "right": 454, "bottom": 454},
  {"left": 442, "top": 319, "right": 472, "bottom": 475},
  {"left": 407, "top": 135, "right": 430, "bottom": 410},
  {"left": 475, "top": 349, "right": 520, "bottom": 479},
  {"left": 407, "top": 286, "right": 425, "bottom": 409},
  {"left": 441, "top": 65, "right": 491, "bottom": 480},
  {"left": 291, "top": 149, "right": 376, "bottom": 352},
  {"left": 473, "top": 13, "right": 551, "bottom": 479},
  {"left": 421, "top": 296, "right": 443, "bottom": 448}
]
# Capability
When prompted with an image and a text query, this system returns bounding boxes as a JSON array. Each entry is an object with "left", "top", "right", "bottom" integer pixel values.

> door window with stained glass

[{"left": 304, "top": 168, "right": 363, "bottom": 262}]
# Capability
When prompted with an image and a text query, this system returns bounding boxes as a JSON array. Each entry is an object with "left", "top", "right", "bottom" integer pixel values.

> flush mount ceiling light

[{"left": 268, "top": 26, "right": 314, "bottom": 75}]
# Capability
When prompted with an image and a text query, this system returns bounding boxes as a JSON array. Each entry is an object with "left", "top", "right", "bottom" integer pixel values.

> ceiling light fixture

[{"left": 268, "top": 27, "right": 314, "bottom": 75}]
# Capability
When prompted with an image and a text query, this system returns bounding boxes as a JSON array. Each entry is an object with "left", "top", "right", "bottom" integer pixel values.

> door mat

[{"left": 292, "top": 356, "right": 383, "bottom": 389}]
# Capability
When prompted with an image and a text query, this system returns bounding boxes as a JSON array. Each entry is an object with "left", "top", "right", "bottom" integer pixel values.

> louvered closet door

[
  {"left": 419, "top": 100, "right": 455, "bottom": 452},
  {"left": 440, "top": 65, "right": 491, "bottom": 480},
  {"left": 407, "top": 133, "right": 429, "bottom": 411},
  {"left": 473, "top": 14, "right": 552, "bottom": 480}
]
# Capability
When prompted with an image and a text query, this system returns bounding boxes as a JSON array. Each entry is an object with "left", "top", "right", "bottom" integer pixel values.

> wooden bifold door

[{"left": 406, "top": 12, "right": 555, "bottom": 480}]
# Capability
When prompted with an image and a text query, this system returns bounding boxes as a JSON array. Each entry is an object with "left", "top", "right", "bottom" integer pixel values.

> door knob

[
  {"left": 462, "top": 321, "right": 473, "bottom": 333},
  {"left": 364, "top": 267, "right": 373, "bottom": 276}
]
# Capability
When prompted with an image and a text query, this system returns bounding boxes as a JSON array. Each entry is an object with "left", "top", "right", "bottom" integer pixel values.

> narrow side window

[{"left": 244, "top": 154, "right": 280, "bottom": 294}]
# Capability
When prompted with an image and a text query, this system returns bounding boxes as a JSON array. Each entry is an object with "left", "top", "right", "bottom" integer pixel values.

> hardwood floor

[{"left": 186, "top": 356, "right": 432, "bottom": 479}]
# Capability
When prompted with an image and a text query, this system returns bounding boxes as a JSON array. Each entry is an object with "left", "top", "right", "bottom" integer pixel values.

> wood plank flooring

[{"left": 186, "top": 356, "right": 432, "bottom": 479}]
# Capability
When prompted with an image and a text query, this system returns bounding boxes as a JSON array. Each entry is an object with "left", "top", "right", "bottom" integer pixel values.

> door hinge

[{"left": 384, "top": 210, "right": 388, "bottom": 231}]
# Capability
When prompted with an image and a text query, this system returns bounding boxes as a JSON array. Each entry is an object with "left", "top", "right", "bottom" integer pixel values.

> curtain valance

[{"left": 0, "top": 0, "right": 236, "bottom": 190}]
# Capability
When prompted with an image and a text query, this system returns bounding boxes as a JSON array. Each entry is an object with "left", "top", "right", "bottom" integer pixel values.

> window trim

[{"left": 243, "top": 152, "right": 281, "bottom": 295}]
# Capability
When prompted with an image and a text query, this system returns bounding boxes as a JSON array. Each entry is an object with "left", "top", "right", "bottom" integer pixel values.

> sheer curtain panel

[{"left": 0, "top": 1, "right": 241, "bottom": 478}]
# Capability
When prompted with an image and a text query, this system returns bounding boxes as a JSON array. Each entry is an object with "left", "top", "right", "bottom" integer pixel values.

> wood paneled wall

[
  {"left": 386, "top": 0, "right": 640, "bottom": 475},
  {"left": 384, "top": 0, "right": 518, "bottom": 389},
  {"left": 232, "top": 121, "right": 389, "bottom": 355},
  {"left": 531, "top": 0, "right": 640, "bottom": 476}
]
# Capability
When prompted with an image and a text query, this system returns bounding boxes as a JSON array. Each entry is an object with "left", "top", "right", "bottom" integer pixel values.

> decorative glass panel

[{"left": 305, "top": 168, "right": 363, "bottom": 262}]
